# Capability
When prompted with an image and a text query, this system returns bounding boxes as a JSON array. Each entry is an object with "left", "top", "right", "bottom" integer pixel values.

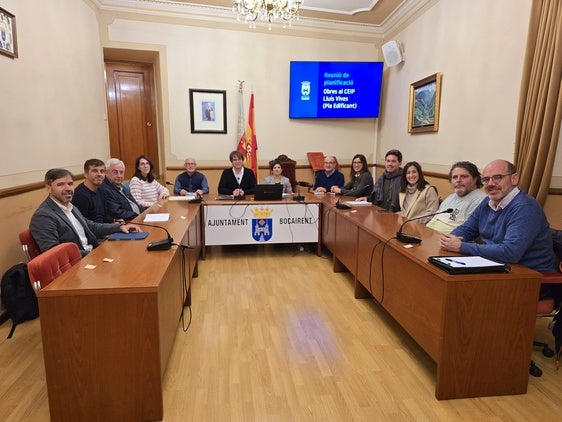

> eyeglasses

[
  {"left": 352, "top": 161, "right": 362, "bottom": 164},
  {"left": 324, "top": 161, "right": 335, "bottom": 165},
  {"left": 481, "top": 173, "right": 513, "bottom": 185},
  {"left": 185, "top": 162, "right": 196, "bottom": 166}
]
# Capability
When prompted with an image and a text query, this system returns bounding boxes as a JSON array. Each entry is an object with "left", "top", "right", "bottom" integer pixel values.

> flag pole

[{"left": 236, "top": 80, "right": 245, "bottom": 145}]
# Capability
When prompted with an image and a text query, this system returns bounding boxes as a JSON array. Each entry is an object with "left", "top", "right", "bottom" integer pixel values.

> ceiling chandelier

[{"left": 233, "top": 1, "right": 303, "bottom": 30}]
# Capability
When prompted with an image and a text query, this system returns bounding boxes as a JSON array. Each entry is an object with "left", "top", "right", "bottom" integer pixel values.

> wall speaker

[{"left": 382, "top": 40, "right": 404, "bottom": 67}]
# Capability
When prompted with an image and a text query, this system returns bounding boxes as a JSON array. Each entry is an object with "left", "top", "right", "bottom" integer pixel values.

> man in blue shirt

[
  {"left": 174, "top": 157, "right": 209, "bottom": 196},
  {"left": 313, "top": 155, "right": 344, "bottom": 193},
  {"left": 439, "top": 159, "right": 559, "bottom": 299}
]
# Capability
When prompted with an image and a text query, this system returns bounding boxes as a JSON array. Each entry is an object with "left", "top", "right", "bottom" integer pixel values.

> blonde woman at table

[
  {"left": 398, "top": 161, "right": 439, "bottom": 223},
  {"left": 263, "top": 159, "right": 293, "bottom": 194},
  {"left": 129, "top": 155, "right": 169, "bottom": 208}
]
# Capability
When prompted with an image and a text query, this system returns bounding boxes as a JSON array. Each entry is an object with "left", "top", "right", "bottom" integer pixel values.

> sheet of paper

[
  {"left": 345, "top": 200, "right": 372, "bottom": 207},
  {"left": 432, "top": 256, "right": 505, "bottom": 268},
  {"left": 144, "top": 213, "right": 170, "bottom": 222},
  {"left": 169, "top": 195, "right": 196, "bottom": 201}
]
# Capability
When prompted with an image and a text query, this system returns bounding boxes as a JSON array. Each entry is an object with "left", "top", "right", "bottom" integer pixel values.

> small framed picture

[
  {"left": 408, "top": 73, "right": 442, "bottom": 133},
  {"left": 189, "top": 89, "right": 227, "bottom": 134},
  {"left": 0, "top": 7, "right": 18, "bottom": 59}
]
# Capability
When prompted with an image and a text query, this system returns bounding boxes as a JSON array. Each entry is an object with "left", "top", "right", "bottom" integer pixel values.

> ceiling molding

[{"left": 92, "top": 0, "right": 431, "bottom": 42}]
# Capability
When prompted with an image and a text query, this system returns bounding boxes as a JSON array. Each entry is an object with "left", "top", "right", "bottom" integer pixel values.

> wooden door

[{"left": 105, "top": 61, "right": 159, "bottom": 179}]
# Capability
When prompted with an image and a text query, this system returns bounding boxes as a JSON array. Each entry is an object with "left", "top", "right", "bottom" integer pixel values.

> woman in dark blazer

[{"left": 217, "top": 150, "right": 257, "bottom": 196}]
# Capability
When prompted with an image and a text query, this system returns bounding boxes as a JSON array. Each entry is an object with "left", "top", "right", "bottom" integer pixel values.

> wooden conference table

[
  {"left": 36, "top": 192, "right": 543, "bottom": 421},
  {"left": 37, "top": 201, "right": 201, "bottom": 421},
  {"left": 320, "top": 194, "right": 542, "bottom": 399}
]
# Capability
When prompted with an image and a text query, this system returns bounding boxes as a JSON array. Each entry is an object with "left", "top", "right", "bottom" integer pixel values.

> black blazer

[
  {"left": 99, "top": 179, "right": 143, "bottom": 221},
  {"left": 217, "top": 167, "right": 257, "bottom": 195},
  {"left": 30, "top": 197, "right": 120, "bottom": 257}
]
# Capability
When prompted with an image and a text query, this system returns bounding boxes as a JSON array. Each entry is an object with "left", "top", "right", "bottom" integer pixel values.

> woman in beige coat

[{"left": 398, "top": 161, "right": 439, "bottom": 223}]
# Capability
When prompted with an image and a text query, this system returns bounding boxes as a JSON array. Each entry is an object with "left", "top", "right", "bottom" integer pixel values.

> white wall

[
  {"left": 105, "top": 18, "right": 380, "bottom": 166},
  {"left": 0, "top": 0, "right": 108, "bottom": 188},
  {"left": 1, "top": 0, "right": 559, "bottom": 188},
  {"left": 379, "top": 0, "right": 534, "bottom": 174}
]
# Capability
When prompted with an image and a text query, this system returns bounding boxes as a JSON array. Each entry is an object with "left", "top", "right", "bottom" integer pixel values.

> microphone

[
  {"left": 294, "top": 185, "right": 304, "bottom": 202},
  {"left": 188, "top": 193, "right": 202, "bottom": 203},
  {"left": 335, "top": 199, "right": 351, "bottom": 209},
  {"left": 133, "top": 222, "right": 174, "bottom": 251},
  {"left": 396, "top": 208, "right": 454, "bottom": 244}
]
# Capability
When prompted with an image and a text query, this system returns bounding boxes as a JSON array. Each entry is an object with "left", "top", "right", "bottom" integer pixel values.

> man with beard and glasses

[
  {"left": 30, "top": 168, "right": 141, "bottom": 257},
  {"left": 72, "top": 158, "right": 108, "bottom": 223},
  {"left": 426, "top": 161, "right": 487, "bottom": 233},
  {"left": 440, "top": 159, "right": 559, "bottom": 297}
]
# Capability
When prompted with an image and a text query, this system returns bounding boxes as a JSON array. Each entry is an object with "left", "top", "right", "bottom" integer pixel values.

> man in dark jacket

[
  {"left": 370, "top": 149, "right": 403, "bottom": 211},
  {"left": 98, "top": 158, "right": 143, "bottom": 221},
  {"left": 30, "top": 168, "right": 140, "bottom": 257}
]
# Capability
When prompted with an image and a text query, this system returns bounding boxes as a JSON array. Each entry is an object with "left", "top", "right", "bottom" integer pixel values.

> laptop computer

[{"left": 253, "top": 184, "right": 283, "bottom": 201}]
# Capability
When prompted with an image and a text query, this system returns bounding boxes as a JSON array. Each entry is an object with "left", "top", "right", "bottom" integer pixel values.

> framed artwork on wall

[
  {"left": 0, "top": 7, "right": 18, "bottom": 59},
  {"left": 408, "top": 72, "right": 442, "bottom": 133},
  {"left": 189, "top": 89, "right": 227, "bottom": 134}
]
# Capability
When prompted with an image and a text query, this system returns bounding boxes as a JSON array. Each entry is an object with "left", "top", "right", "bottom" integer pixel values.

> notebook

[
  {"left": 253, "top": 184, "right": 283, "bottom": 201},
  {"left": 108, "top": 232, "right": 149, "bottom": 241},
  {"left": 428, "top": 256, "right": 510, "bottom": 274}
]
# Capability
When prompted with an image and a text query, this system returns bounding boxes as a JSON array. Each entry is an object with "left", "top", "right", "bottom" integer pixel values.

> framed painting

[
  {"left": 0, "top": 7, "right": 18, "bottom": 58},
  {"left": 189, "top": 89, "right": 227, "bottom": 134},
  {"left": 408, "top": 72, "right": 442, "bottom": 133}
]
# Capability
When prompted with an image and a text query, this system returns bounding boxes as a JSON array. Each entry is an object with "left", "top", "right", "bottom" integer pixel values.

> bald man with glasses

[
  {"left": 174, "top": 157, "right": 209, "bottom": 197},
  {"left": 313, "top": 155, "right": 344, "bottom": 193},
  {"left": 440, "top": 159, "right": 558, "bottom": 276}
]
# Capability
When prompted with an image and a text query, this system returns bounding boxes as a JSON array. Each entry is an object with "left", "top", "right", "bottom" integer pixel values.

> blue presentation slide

[{"left": 289, "top": 61, "right": 383, "bottom": 119}]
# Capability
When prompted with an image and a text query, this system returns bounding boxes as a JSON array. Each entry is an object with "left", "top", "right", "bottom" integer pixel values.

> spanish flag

[{"left": 237, "top": 93, "right": 258, "bottom": 181}]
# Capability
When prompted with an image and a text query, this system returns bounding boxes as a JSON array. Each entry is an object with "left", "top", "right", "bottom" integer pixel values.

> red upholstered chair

[
  {"left": 306, "top": 151, "right": 340, "bottom": 171},
  {"left": 532, "top": 271, "right": 562, "bottom": 372},
  {"left": 305, "top": 152, "right": 341, "bottom": 191},
  {"left": 531, "top": 229, "right": 562, "bottom": 376},
  {"left": 307, "top": 151, "right": 325, "bottom": 173},
  {"left": 27, "top": 242, "right": 81, "bottom": 292},
  {"left": 19, "top": 229, "right": 41, "bottom": 261}
]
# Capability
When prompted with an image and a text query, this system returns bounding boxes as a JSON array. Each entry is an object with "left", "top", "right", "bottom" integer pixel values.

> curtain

[{"left": 514, "top": 0, "right": 562, "bottom": 205}]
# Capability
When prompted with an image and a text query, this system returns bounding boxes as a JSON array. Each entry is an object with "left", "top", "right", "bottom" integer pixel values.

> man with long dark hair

[{"left": 427, "top": 161, "right": 486, "bottom": 233}]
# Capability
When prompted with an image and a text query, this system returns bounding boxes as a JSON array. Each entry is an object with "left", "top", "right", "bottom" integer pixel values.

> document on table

[
  {"left": 169, "top": 194, "right": 197, "bottom": 201},
  {"left": 144, "top": 213, "right": 170, "bottom": 222},
  {"left": 345, "top": 200, "right": 372, "bottom": 207},
  {"left": 428, "top": 256, "right": 510, "bottom": 274},
  {"left": 108, "top": 232, "right": 149, "bottom": 241}
]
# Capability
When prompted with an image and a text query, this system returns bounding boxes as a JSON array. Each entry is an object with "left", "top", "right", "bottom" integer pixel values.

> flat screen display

[{"left": 289, "top": 61, "right": 383, "bottom": 119}]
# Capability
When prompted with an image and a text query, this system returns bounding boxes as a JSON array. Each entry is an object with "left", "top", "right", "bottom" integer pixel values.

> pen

[{"left": 445, "top": 258, "right": 466, "bottom": 265}]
